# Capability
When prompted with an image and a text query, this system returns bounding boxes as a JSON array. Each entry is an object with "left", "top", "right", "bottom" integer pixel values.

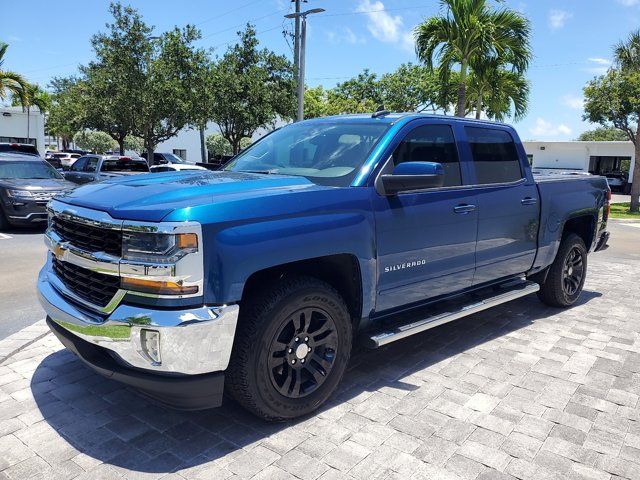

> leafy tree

[
  {"left": 210, "top": 24, "right": 295, "bottom": 154},
  {"left": 329, "top": 69, "right": 383, "bottom": 113},
  {"left": 379, "top": 63, "right": 444, "bottom": 113},
  {"left": 11, "top": 83, "right": 51, "bottom": 141},
  {"left": 47, "top": 76, "right": 84, "bottom": 150},
  {"left": 0, "top": 42, "right": 28, "bottom": 105},
  {"left": 415, "top": 0, "right": 531, "bottom": 117},
  {"left": 124, "top": 135, "right": 144, "bottom": 153},
  {"left": 206, "top": 133, "right": 251, "bottom": 157},
  {"left": 584, "top": 69, "right": 640, "bottom": 211},
  {"left": 577, "top": 127, "right": 629, "bottom": 141},
  {"left": 304, "top": 86, "right": 329, "bottom": 119},
  {"left": 74, "top": 130, "right": 118, "bottom": 153}
]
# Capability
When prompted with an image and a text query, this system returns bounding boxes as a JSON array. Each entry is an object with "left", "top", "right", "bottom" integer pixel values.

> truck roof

[{"left": 302, "top": 112, "right": 511, "bottom": 128}]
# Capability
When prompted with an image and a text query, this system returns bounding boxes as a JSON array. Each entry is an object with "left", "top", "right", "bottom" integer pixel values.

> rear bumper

[{"left": 47, "top": 317, "right": 225, "bottom": 410}]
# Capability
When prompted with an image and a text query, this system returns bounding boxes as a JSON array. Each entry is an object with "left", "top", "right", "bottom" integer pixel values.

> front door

[
  {"left": 373, "top": 122, "right": 478, "bottom": 313},
  {"left": 463, "top": 126, "right": 540, "bottom": 285}
]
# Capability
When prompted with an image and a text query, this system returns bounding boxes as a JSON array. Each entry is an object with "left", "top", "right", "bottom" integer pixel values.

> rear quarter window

[
  {"left": 101, "top": 160, "right": 149, "bottom": 172},
  {"left": 465, "top": 127, "right": 523, "bottom": 184}
]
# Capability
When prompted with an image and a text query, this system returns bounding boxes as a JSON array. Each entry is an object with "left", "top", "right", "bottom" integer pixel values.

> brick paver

[{"left": 0, "top": 255, "right": 639, "bottom": 479}]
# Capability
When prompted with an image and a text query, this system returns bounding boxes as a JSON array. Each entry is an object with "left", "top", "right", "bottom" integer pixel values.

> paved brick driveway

[{"left": 0, "top": 254, "right": 639, "bottom": 480}]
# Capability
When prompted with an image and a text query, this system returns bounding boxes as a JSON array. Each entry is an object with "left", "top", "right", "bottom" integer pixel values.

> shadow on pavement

[{"left": 31, "top": 290, "right": 602, "bottom": 474}]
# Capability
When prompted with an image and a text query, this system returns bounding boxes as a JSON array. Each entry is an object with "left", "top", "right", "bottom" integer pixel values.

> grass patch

[{"left": 610, "top": 203, "right": 640, "bottom": 220}]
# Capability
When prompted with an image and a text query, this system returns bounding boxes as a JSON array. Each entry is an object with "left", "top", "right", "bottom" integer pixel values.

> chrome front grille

[
  {"left": 31, "top": 191, "right": 57, "bottom": 201},
  {"left": 52, "top": 216, "right": 122, "bottom": 256},
  {"left": 52, "top": 257, "right": 120, "bottom": 308}
]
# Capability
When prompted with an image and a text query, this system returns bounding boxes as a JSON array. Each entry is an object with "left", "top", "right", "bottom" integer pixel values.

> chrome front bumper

[{"left": 38, "top": 262, "right": 239, "bottom": 376}]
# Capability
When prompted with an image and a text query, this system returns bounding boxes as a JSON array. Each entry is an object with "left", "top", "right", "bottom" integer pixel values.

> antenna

[{"left": 372, "top": 105, "right": 391, "bottom": 118}]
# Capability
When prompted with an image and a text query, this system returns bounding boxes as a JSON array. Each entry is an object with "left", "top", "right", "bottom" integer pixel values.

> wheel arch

[{"left": 240, "top": 254, "right": 364, "bottom": 330}]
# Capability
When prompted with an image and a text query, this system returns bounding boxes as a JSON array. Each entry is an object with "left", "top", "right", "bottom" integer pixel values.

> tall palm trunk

[
  {"left": 456, "top": 58, "right": 468, "bottom": 117},
  {"left": 475, "top": 92, "right": 483, "bottom": 119},
  {"left": 26, "top": 106, "right": 30, "bottom": 142}
]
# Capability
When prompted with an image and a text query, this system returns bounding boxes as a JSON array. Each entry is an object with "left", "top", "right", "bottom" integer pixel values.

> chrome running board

[{"left": 367, "top": 280, "right": 539, "bottom": 348}]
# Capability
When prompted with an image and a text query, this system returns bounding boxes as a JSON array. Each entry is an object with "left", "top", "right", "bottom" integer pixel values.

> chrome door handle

[
  {"left": 454, "top": 204, "right": 477, "bottom": 214},
  {"left": 521, "top": 197, "right": 538, "bottom": 205}
]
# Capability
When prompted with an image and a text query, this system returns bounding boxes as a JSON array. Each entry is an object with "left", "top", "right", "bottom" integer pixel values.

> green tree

[
  {"left": 205, "top": 133, "right": 251, "bottom": 157},
  {"left": 73, "top": 130, "right": 118, "bottom": 153},
  {"left": 124, "top": 135, "right": 144, "bottom": 153},
  {"left": 379, "top": 63, "right": 446, "bottom": 113},
  {"left": 583, "top": 69, "right": 640, "bottom": 211},
  {"left": 415, "top": 0, "right": 531, "bottom": 117},
  {"left": 577, "top": 127, "right": 629, "bottom": 141},
  {"left": 0, "top": 42, "right": 28, "bottom": 105},
  {"left": 209, "top": 24, "right": 295, "bottom": 154},
  {"left": 467, "top": 59, "right": 529, "bottom": 120},
  {"left": 47, "top": 76, "right": 84, "bottom": 151},
  {"left": 11, "top": 83, "right": 51, "bottom": 141},
  {"left": 304, "top": 86, "right": 329, "bottom": 119}
]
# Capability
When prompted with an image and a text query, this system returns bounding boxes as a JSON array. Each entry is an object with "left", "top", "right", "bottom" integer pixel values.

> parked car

[
  {"left": 52, "top": 152, "right": 82, "bottom": 169},
  {"left": 38, "top": 113, "right": 610, "bottom": 420},
  {"left": 143, "top": 152, "right": 189, "bottom": 166},
  {"left": 603, "top": 171, "right": 628, "bottom": 192},
  {"left": 150, "top": 164, "right": 207, "bottom": 173},
  {"left": 63, "top": 155, "right": 150, "bottom": 185},
  {"left": 0, "top": 153, "right": 75, "bottom": 229}
]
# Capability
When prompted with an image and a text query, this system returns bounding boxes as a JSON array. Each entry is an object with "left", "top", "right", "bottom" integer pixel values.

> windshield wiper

[{"left": 238, "top": 169, "right": 279, "bottom": 175}]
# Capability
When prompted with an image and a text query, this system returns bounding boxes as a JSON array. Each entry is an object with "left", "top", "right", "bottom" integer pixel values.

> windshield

[
  {"left": 224, "top": 121, "right": 389, "bottom": 186},
  {"left": 0, "top": 144, "right": 39, "bottom": 156},
  {"left": 163, "top": 153, "right": 185, "bottom": 164},
  {"left": 0, "top": 161, "right": 63, "bottom": 179}
]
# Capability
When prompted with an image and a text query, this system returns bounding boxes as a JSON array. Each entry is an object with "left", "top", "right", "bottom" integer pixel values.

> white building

[
  {"left": 0, "top": 106, "right": 46, "bottom": 156},
  {"left": 523, "top": 140, "right": 635, "bottom": 190}
]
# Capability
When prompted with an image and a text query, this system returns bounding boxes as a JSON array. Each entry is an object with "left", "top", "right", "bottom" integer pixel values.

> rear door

[
  {"left": 463, "top": 126, "right": 540, "bottom": 285},
  {"left": 372, "top": 120, "right": 478, "bottom": 312}
]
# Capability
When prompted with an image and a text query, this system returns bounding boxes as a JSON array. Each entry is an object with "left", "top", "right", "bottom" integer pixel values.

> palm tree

[
  {"left": 0, "top": 42, "right": 29, "bottom": 105},
  {"left": 467, "top": 58, "right": 529, "bottom": 120},
  {"left": 614, "top": 30, "right": 640, "bottom": 71},
  {"left": 12, "top": 83, "right": 51, "bottom": 142},
  {"left": 415, "top": 0, "right": 531, "bottom": 117}
]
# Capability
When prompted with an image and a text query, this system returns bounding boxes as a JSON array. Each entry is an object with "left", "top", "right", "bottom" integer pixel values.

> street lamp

[{"left": 285, "top": 8, "right": 325, "bottom": 122}]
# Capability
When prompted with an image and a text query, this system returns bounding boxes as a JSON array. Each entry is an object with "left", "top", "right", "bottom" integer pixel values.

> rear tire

[
  {"left": 226, "top": 276, "right": 352, "bottom": 421},
  {"left": 537, "top": 233, "right": 587, "bottom": 308}
]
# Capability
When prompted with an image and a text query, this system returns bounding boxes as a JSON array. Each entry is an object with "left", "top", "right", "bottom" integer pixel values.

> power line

[
  {"left": 200, "top": 8, "right": 289, "bottom": 40},
  {"left": 195, "top": 0, "right": 264, "bottom": 26}
]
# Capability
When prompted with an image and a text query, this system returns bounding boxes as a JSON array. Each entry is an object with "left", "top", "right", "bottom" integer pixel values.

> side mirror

[{"left": 379, "top": 161, "right": 445, "bottom": 195}]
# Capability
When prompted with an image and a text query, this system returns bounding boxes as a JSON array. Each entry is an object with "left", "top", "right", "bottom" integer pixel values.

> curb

[{"left": 0, "top": 319, "right": 50, "bottom": 365}]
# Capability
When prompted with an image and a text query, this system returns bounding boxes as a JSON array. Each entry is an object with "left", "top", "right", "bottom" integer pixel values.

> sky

[{"left": 2, "top": 0, "right": 639, "bottom": 141}]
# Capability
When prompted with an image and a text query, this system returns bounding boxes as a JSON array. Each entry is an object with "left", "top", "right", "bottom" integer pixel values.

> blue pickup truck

[{"left": 38, "top": 113, "right": 610, "bottom": 420}]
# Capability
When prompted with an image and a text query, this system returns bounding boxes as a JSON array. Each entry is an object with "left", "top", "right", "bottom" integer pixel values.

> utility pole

[
  {"left": 292, "top": 0, "right": 301, "bottom": 83},
  {"left": 286, "top": 7, "right": 325, "bottom": 122}
]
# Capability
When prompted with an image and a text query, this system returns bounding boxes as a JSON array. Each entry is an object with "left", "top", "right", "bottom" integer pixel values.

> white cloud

[
  {"left": 585, "top": 57, "right": 612, "bottom": 74},
  {"left": 357, "top": 0, "right": 403, "bottom": 42},
  {"left": 530, "top": 118, "right": 572, "bottom": 138},
  {"left": 562, "top": 94, "right": 584, "bottom": 110},
  {"left": 548, "top": 9, "right": 573, "bottom": 29},
  {"left": 356, "top": 0, "right": 414, "bottom": 50},
  {"left": 325, "top": 27, "right": 365, "bottom": 45},
  {"left": 618, "top": 0, "right": 640, "bottom": 6}
]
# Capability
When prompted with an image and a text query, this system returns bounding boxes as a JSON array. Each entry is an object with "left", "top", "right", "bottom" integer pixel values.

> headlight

[
  {"left": 122, "top": 232, "right": 198, "bottom": 263},
  {"left": 7, "top": 189, "right": 33, "bottom": 199}
]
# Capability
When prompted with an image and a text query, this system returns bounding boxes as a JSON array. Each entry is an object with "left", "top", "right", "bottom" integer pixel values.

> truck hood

[
  {"left": 57, "top": 170, "right": 327, "bottom": 222},
  {"left": 0, "top": 178, "right": 75, "bottom": 191}
]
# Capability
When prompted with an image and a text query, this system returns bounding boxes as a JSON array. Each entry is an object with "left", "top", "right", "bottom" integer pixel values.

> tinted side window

[
  {"left": 466, "top": 127, "right": 523, "bottom": 184},
  {"left": 70, "top": 157, "right": 87, "bottom": 171},
  {"left": 392, "top": 124, "right": 461, "bottom": 187},
  {"left": 85, "top": 157, "right": 99, "bottom": 172}
]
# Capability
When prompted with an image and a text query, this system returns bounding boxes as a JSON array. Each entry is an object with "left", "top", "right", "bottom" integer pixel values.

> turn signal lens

[
  {"left": 176, "top": 233, "right": 198, "bottom": 250},
  {"left": 121, "top": 277, "right": 199, "bottom": 295}
]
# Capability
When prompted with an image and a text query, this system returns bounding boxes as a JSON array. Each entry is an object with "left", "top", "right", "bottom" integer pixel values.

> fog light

[{"left": 140, "top": 329, "right": 161, "bottom": 363}]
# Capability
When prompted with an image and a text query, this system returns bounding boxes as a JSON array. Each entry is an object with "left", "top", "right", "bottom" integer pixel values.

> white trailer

[{"left": 0, "top": 106, "right": 46, "bottom": 157}]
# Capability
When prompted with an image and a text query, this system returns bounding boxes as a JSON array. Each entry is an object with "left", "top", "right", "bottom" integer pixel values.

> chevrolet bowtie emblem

[{"left": 52, "top": 242, "right": 66, "bottom": 259}]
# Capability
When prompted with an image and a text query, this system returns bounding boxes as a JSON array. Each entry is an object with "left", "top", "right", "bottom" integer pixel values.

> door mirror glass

[{"left": 380, "top": 161, "right": 445, "bottom": 195}]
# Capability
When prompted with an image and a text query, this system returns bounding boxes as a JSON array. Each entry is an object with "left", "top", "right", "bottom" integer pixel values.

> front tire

[
  {"left": 537, "top": 233, "right": 587, "bottom": 307},
  {"left": 0, "top": 207, "right": 9, "bottom": 231},
  {"left": 226, "top": 276, "right": 352, "bottom": 421}
]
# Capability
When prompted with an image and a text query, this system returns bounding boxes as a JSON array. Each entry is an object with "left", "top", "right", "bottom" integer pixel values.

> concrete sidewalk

[{"left": 0, "top": 254, "right": 639, "bottom": 480}]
